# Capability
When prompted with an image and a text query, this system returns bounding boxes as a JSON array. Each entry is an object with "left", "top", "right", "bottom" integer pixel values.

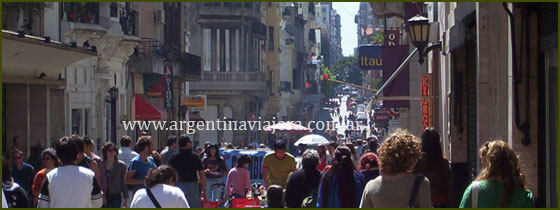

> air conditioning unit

[{"left": 154, "top": 9, "right": 165, "bottom": 24}]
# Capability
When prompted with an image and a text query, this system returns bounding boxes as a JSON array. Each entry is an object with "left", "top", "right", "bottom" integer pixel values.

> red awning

[
  {"left": 188, "top": 112, "right": 205, "bottom": 122},
  {"left": 135, "top": 94, "right": 168, "bottom": 121}
]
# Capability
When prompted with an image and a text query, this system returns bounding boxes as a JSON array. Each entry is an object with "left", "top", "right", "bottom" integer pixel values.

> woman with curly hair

[
  {"left": 317, "top": 146, "right": 364, "bottom": 208},
  {"left": 359, "top": 152, "right": 380, "bottom": 184},
  {"left": 413, "top": 127, "right": 454, "bottom": 208},
  {"left": 459, "top": 140, "right": 534, "bottom": 208},
  {"left": 360, "top": 129, "right": 431, "bottom": 208},
  {"left": 130, "top": 165, "right": 189, "bottom": 208}
]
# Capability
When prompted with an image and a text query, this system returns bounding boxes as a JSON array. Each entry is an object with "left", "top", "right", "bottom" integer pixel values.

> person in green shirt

[
  {"left": 262, "top": 140, "right": 296, "bottom": 188},
  {"left": 459, "top": 140, "right": 534, "bottom": 208}
]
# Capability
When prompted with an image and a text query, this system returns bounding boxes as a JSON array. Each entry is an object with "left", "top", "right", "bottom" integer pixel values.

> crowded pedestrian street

[{"left": 2, "top": 1, "right": 558, "bottom": 208}]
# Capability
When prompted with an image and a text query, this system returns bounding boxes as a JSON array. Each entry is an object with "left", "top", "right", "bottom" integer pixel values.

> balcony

[
  {"left": 62, "top": 2, "right": 99, "bottom": 24},
  {"left": 199, "top": 2, "right": 261, "bottom": 20},
  {"left": 189, "top": 72, "right": 267, "bottom": 92}
]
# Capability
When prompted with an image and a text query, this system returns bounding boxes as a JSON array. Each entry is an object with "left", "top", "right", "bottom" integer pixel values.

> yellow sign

[{"left": 181, "top": 95, "right": 207, "bottom": 111}]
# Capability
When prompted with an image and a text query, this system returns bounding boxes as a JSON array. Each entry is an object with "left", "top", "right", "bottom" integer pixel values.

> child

[{"left": 224, "top": 155, "right": 252, "bottom": 200}]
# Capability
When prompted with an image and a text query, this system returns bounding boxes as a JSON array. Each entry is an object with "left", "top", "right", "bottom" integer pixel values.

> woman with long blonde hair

[{"left": 459, "top": 140, "right": 534, "bottom": 208}]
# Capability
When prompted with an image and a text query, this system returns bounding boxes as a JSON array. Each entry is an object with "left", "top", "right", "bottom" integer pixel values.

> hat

[{"left": 273, "top": 140, "right": 286, "bottom": 150}]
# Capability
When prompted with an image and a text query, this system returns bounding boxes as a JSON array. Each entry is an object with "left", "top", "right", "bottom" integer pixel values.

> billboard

[
  {"left": 220, "top": 149, "right": 271, "bottom": 184},
  {"left": 182, "top": 95, "right": 207, "bottom": 111},
  {"left": 358, "top": 45, "right": 382, "bottom": 70},
  {"left": 421, "top": 74, "right": 431, "bottom": 129}
]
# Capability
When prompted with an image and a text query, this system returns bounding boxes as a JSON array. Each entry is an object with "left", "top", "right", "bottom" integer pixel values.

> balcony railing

[
  {"left": 199, "top": 2, "right": 261, "bottom": 19},
  {"left": 190, "top": 71, "right": 266, "bottom": 91},
  {"left": 62, "top": 2, "right": 99, "bottom": 24}
]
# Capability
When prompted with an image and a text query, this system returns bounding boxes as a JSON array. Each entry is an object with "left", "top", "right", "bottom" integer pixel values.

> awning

[
  {"left": 188, "top": 112, "right": 205, "bottom": 122},
  {"left": 134, "top": 94, "right": 168, "bottom": 121},
  {"left": 2, "top": 30, "right": 97, "bottom": 81}
]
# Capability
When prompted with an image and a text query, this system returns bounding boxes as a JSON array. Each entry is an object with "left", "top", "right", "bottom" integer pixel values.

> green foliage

[
  {"left": 321, "top": 64, "right": 335, "bottom": 97},
  {"left": 332, "top": 55, "right": 363, "bottom": 86},
  {"left": 372, "top": 32, "right": 384, "bottom": 44}
]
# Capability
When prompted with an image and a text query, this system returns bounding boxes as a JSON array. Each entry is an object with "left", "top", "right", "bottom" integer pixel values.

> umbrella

[
  {"left": 263, "top": 121, "right": 312, "bottom": 135},
  {"left": 294, "top": 134, "right": 329, "bottom": 146}
]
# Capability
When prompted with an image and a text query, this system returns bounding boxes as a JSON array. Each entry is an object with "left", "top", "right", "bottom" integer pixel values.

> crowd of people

[{"left": 2, "top": 126, "right": 535, "bottom": 208}]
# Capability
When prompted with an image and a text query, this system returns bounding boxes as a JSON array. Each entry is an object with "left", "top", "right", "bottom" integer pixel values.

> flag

[{"left": 305, "top": 81, "right": 310, "bottom": 88}]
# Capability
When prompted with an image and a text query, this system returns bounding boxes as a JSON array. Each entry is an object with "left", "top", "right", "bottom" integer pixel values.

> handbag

[
  {"left": 145, "top": 187, "right": 162, "bottom": 208},
  {"left": 471, "top": 181, "right": 480, "bottom": 208},
  {"left": 407, "top": 174, "right": 425, "bottom": 208}
]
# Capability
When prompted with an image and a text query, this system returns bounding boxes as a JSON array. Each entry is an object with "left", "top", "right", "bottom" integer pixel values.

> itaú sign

[{"left": 358, "top": 45, "right": 382, "bottom": 70}]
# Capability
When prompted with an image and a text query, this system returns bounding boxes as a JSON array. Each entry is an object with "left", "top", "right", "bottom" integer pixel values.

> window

[{"left": 110, "top": 3, "right": 118, "bottom": 18}]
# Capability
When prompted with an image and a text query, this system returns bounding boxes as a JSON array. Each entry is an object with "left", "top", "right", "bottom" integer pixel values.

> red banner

[{"left": 421, "top": 74, "right": 431, "bottom": 129}]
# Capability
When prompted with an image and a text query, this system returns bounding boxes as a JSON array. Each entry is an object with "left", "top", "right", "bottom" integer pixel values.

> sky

[{"left": 332, "top": 2, "right": 359, "bottom": 57}]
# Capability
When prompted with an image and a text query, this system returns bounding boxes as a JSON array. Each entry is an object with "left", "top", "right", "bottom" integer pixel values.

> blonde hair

[
  {"left": 475, "top": 140, "right": 527, "bottom": 207},
  {"left": 377, "top": 129, "right": 422, "bottom": 175}
]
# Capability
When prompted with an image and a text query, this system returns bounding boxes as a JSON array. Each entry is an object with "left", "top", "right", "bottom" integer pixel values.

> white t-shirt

[
  {"left": 130, "top": 184, "right": 189, "bottom": 208},
  {"left": 38, "top": 165, "right": 103, "bottom": 208},
  {"left": 119, "top": 147, "right": 139, "bottom": 167}
]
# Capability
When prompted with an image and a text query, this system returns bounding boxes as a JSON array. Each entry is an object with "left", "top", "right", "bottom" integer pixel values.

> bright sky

[{"left": 332, "top": 2, "right": 359, "bottom": 56}]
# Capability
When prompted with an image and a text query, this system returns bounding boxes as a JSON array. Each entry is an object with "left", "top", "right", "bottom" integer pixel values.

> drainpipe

[{"left": 503, "top": 2, "right": 530, "bottom": 146}]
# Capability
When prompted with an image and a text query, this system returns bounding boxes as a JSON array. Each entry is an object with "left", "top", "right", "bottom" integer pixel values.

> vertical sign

[
  {"left": 421, "top": 74, "right": 431, "bottom": 129},
  {"left": 384, "top": 30, "right": 400, "bottom": 46},
  {"left": 163, "top": 65, "right": 174, "bottom": 110}
]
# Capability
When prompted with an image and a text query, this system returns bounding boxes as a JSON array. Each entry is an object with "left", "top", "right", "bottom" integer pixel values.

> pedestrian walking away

[
  {"left": 130, "top": 165, "right": 189, "bottom": 208},
  {"left": 168, "top": 135, "right": 206, "bottom": 208}
]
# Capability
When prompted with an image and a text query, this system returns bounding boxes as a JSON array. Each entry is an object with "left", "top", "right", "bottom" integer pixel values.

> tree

[
  {"left": 372, "top": 32, "right": 384, "bottom": 44},
  {"left": 332, "top": 55, "right": 363, "bottom": 86},
  {"left": 321, "top": 64, "right": 335, "bottom": 97}
]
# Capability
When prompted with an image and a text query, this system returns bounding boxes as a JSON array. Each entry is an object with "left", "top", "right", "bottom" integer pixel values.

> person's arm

[
  {"left": 262, "top": 167, "right": 269, "bottom": 187},
  {"left": 284, "top": 173, "right": 297, "bottom": 208},
  {"left": 124, "top": 161, "right": 145, "bottom": 185},
  {"left": 119, "top": 163, "right": 129, "bottom": 208},
  {"left": 198, "top": 169, "right": 206, "bottom": 198},
  {"left": 38, "top": 177, "right": 51, "bottom": 208},
  {"left": 442, "top": 160, "right": 455, "bottom": 207},
  {"left": 177, "top": 189, "right": 190, "bottom": 208},
  {"left": 316, "top": 175, "right": 325, "bottom": 208},
  {"left": 417, "top": 177, "right": 432, "bottom": 208},
  {"left": 225, "top": 170, "right": 232, "bottom": 198},
  {"left": 91, "top": 177, "right": 104, "bottom": 208},
  {"left": 31, "top": 172, "right": 43, "bottom": 206}
]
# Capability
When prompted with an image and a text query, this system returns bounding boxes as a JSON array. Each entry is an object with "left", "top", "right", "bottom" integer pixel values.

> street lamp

[
  {"left": 108, "top": 87, "right": 119, "bottom": 144},
  {"left": 407, "top": 15, "right": 441, "bottom": 64}
]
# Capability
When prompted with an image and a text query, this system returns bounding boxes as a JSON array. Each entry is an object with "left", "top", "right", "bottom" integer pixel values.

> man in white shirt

[
  {"left": 38, "top": 137, "right": 103, "bottom": 208},
  {"left": 118, "top": 136, "right": 139, "bottom": 167},
  {"left": 160, "top": 136, "right": 178, "bottom": 165}
]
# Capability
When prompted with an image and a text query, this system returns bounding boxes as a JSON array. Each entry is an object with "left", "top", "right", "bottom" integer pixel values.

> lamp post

[
  {"left": 108, "top": 87, "right": 119, "bottom": 144},
  {"left": 406, "top": 15, "right": 441, "bottom": 64}
]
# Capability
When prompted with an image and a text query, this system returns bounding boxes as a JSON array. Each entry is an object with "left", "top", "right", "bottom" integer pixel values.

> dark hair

[
  {"left": 178, "top": 135, "right": 191, "bottom": 148},
  {"left": 2, "top": 158, "right": 12, "bottom": 181},
  {"left": 83, "top": 136, "right": 93, "bottom": 146},
  {"left": 327, "top": 141, "right": 338, "bottom": 149},
  {"left": 12, "top": 136, "right": 20, "bottom": 143},
  {"left": 166, "top": 136, "right": 177, "bottom": 147},
  {"left": 41, "top": 148, "right": 59, "bottom": 167},
  {"left": 226, "top": 144, "right": 235, "bottom": 149},
  {"left": 266, "top": 185, "right": 285, "bottom": 208},
  {"left": 55, "top": 136, "right": 79, "bottom": 165},
  {"left": 367, "top": 137, "right": 379, "bottom": 154},
  {"left": 206, "top": 144, "right": 220, "bottom": 159},
  {"left": 145, "top": 165, "right": 178, "bottom": 188},
  {"left": 101, "top": 142, "right": 118, "bottom": 161},
  {"left": 273, "top": 140, "right": 286, "bottom": 150},
  {"left": 236, "top": 155, "right": 252, "bottom": 168},
  {"left": 120, "top": 136, "right": 132, "bottom": 147},
  {"left": 134, "top": 136, "right": 152, "bottom": 154},
  {"left": 301, "top": 149, "right": 319, "bottom": 170},
  {"left": 420, "top": 127, "right": 443, "bottom": 164},
  {"left": 320, "top": 146, "right": 358, "bottom": 208},
  {"left": 71, "top": 134, "right": 85, "bottom": 153}
]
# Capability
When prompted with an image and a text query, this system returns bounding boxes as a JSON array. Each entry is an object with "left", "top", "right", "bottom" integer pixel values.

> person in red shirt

[{"left": 316, "top": 144, "right": 331, "bottom": 172}]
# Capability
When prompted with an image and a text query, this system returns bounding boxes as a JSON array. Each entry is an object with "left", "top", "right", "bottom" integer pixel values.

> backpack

[{"left": 301, "top": 188, "right": 318, "bottom": 208}]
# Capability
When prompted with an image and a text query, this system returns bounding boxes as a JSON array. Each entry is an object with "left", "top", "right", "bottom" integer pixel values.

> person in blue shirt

[
  {"left": 125, "top": 136, "right": 156, "bottom": 197},
  {"left": 11, "top": 149, "right": 35, "bottom": 204},
  {"left": 317, "top": 146, "right": 364, "bottom": 208}
]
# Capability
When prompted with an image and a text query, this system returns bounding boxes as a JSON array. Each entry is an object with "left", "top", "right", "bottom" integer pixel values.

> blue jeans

[
  {"left": 206, "top": 178, "right": 223, "bottom": 201},
  {"left": 177, "top": 182, "right": 201, "bottom": 208}
]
